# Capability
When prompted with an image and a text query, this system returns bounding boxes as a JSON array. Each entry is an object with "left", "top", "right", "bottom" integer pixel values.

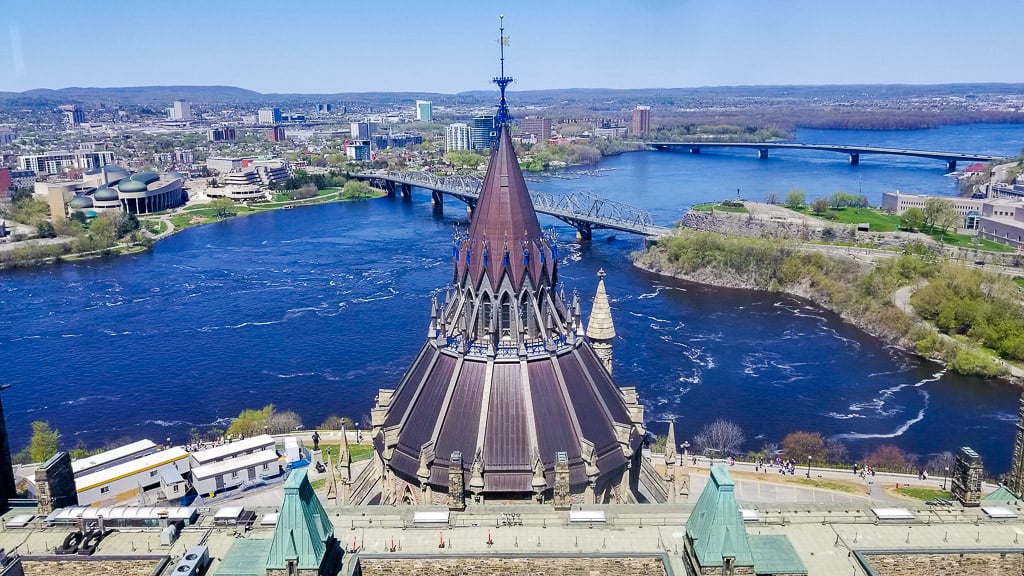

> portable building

[
  {"left": 191, "top": 450, "right": 282, "bottom": 496},
  {"left": 74, "top": 447, "right": 190, "bottom": 505}
]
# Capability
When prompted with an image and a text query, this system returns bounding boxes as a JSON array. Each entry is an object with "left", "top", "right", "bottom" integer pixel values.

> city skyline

[{"left": 3, "top": 0, "right": 1024, "bottom": 94}]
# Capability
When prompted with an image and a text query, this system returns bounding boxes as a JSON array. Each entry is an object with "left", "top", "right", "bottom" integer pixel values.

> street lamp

[
  {"left": 806, "top": 455, "right": 812, "bottom": 478},
  {"left": 943, "top": 466, "right": 949, "bottom": 491},
  {"left": 707, "top": 448, "right": 720, "bottom": 467}
]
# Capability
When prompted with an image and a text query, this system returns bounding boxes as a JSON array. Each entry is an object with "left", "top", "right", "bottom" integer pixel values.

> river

[{"left": 2, "top": 124, "right": 1023, "bottom": 472}]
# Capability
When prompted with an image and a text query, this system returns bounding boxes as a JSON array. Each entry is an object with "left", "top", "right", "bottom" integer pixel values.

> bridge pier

[
  {"left": 382, "top": 181, "right": 396, "bottom": 198},
  {"left": 849, "top": 153, "right": 859, "bottom": 166},
  {"left": 947, "top": 160, "right": 957, "bottom": 172},
  {"left": 575, "top": 222, "right": 593, "bottom": 241},
  {"left": 757, "top": 149, "right": 769, "bottom": 160},
  {"left": 400, "top": 183, "right": 412, "bottom": 201},
  {"left": 431, "top": 190, "right": 443, "bottom": 215}
]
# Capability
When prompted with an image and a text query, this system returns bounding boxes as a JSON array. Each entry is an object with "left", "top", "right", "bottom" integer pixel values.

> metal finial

[
  {"left": 597, "top": 268, "right": 606, "bottom": 279},
  {"left": 493, "top": 15, "right": 514, "bottom": 129}
]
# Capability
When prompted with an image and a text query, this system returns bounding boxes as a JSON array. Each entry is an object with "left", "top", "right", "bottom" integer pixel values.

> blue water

[{"left": 2, "top": 124, "right": 1022, "bottom": 471}]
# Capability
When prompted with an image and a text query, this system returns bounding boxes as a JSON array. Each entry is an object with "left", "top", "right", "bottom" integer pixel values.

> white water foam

[{"left": 834, "top": 390, "right": 930, "bottom": 440}]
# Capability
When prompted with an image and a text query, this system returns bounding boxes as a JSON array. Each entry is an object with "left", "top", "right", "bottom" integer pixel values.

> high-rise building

[
  {"left": 445, "top": 123, "right": 472, "bottom": 152},
  {"left": 258, "top": 108, "right": 283, "bottom": 125},
  {"left": 350, "top": 121, "right": 377, "bottom": 140},
  {"left": 0, "top": 128, "right": 15, "bottom": 145},
  {"left": 264, "top": 126, "right": 287, "bottom": 142},
  {"left": 520, "top": 117, "right": 552, "bottom": 140},
  {"left": 631, "top": 105, "right": 651, "bottom": 136},
  {"left": 0, "top": 167, "right": 10, "bottom": 201},
  {"left": 207, "top": 127, "right": 237, "bottom": 142},
  {"left": 169, "top": 100, "right": 193, "bottom": 121},
  {"left": 318, "top": 103, "right": 332, "bottom": 113},
  {"left": 470, "top": 115, "right": 497, "bottom": 150},
  {"left": 345, "top": 140, "right": 371, "bottom": 161},
  {"left": 59, "top": 105, "right": 85, "bottom": 129},
  {"left": 18, "top": 150, "right": 115, "bottom": 176},
  {"left": 415, "top": 100, "right": 433, "bottom": 122}
]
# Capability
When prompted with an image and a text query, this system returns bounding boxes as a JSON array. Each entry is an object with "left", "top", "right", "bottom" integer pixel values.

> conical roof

[
  {"left": 586, "top": 269, "right": 616, "bottom": 341},
  {"left": 455, "top": 125, "right": 555, "bottom": 291},
  {"left": 266, "top": 469, "right": 335, "bottom": 571},
  {"left": 686, "top": 466, "right": 755, "bottom": 569}
]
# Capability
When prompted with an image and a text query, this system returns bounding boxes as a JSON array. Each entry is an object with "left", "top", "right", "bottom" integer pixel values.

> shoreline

[
  {"left": 0, "top": 189, "right": 384, "bottom": 271},
  {"left": 631, "top": 247, "right": 1022, "bottom": 387}
]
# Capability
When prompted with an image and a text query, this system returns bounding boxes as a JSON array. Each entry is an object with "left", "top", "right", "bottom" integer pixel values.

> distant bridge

[
  {"left": 352, "top": 171, "right": 672, "bottom": 239},
  {"left": 647, "top": 142, "right": 1007, "bottom": 171}
]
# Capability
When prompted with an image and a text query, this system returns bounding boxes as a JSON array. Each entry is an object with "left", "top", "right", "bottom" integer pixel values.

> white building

[
  {"left": 445, "top": 123, "right": 472, "bottom": 152},
  {"left": 191, "top": 450, "right": 282, "bottom": 496},
  {"left": 416, "top": 100, "right": 433, "bottom": 122},
  {"left": 72, "top": 439, "right": 158, "bottom": 478},
  {"left": 169, "top": 100, "right": 193, "bottom": 121},
  {"left": 18, "top": 150, "right": 115, "bottom": 176},
  {"left": 258, "top": 108, "right": 282, "bottom": 125},
  {"left": 189, "top": 434, "right": 276, "bottom": 469},
  {"left": 74, "top": 447, "right": 191, "bottom": 506}
]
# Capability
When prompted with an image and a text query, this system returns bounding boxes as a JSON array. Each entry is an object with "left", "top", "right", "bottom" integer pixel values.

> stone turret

[{"left": 586, "top": 269, "right": 616, "bottom": 375}]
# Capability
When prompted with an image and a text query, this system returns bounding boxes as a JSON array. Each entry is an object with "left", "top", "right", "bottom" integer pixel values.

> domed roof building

[
  {"left": 365, "top": 32, "right": 649, "bottom": 508},
  {"left": 68, "top": 195, "right": 93, "bottom": 209},
  {"left": 93, "top": 186, "right": 119, "bottom": 202}
]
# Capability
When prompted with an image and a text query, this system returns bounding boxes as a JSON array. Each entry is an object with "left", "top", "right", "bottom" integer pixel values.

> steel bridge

[
  {"left": 647, "top": 141, "right": 1007, "bottom": 172},
  {"left": 352, "top": 171, "right": 672, "bottom": 239}
]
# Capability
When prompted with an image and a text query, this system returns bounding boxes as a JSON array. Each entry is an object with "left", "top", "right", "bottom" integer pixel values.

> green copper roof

[
  {"left": 216, "top": 539, "right": 272, "bottom": 576},
  {"left": 685, "top": 466, "right": 755, "bottom": 568},
  {"left": 749, "top": 534, "right": 808, "bottom": 575},
  {"left": 982, "top": 485, "right": 1021, "bottom": 503},
  {"left": 266, "top": 469, "right": 335, "bottom": 571}
]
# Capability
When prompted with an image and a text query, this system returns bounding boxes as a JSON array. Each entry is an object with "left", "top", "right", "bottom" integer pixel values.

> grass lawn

[
  {"left": 319, "top": 442, "right": 374, "bottom": 464},
  {"left": 893, "top": 486, "right": 951, "bottom": 501},
  {"left": 930, "top": 231, "right": 1016, "bottom": 252},
  {"left": 142, "top": 220, "right": 167, "bottom": 235},
  {"left": 785, "top": 477, "right": 860, "bottom": 493},
  {"left": 799, "top": 206, "right": 902, "bottom": 232},
  {"left": 691, "top": 202, "right": 749, "bottom": 214}
]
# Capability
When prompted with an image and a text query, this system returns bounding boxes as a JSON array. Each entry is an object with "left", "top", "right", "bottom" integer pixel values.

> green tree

[
  {"left": 28, "top": 421, "right": 60, "bottom": 463},
  {"left": 785, "top": 189, "right": 805, "bottom": 210},
  {"left": 922, "top": 197, "right": 955, "bottom": 233},
  {"left": 341, "top": 180, "right": 376, "bottom": 199},
  {"left": 809, "top": 197, "right": 830, "bottom": 214},
  {"left": 900, "top": 207, "right": 925, "bottom": 231},
  {"left": 36, "top": 221, "right": 56, "bottom": 238},
  {"left": 87, "top": 215, "right": 117, "bottom": 249},
  {"left": 209, "top": 198, "right": 237, "bottom": 218}
]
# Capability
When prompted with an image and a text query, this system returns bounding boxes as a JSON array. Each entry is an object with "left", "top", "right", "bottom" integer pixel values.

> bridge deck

[
  {"left": 647, "top": 142, "right": 1004, "bottom": 162},
  {"left": 354, "top": 172, "right": 672, "bottom": 238}
]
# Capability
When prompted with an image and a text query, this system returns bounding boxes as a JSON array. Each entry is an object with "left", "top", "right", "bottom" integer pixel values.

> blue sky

[{"left": 3, "top": 0, "right": 1023, "bottom": 93}]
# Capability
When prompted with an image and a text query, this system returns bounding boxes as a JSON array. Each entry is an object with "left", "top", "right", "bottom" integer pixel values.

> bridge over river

[
  {"left": 353, "top": 171, "right": 673, "bottom": 239},
  {"left": 647, "top": 141, "right": 1007, "bottom": 171}
]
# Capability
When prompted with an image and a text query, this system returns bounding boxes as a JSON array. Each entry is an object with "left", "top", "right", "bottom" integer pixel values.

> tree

[
  {"left": 226, "top": 405, "right": 274, "bottom": 438},
  {"left": 87, "top": 215, "right": 117, "bottom": 249},
  {"left": 209, "top": 198, "right": 237, "bottom": 218},
  {"left": 28, "top": 421, "right": 60, "bottom": 463},
  {"left": 809, "top": 197, "right": 830, "bottom": 215},
  {"left": 785, "top": 189, "right": 805, "bottom": 210},
  {"left": 341, "top": 180, "right": 376, "bottom": 199},
  {"left": 864, "top": 444, "right": 910, "bottom": 470},
  {"left": 36, "top": 221, "right": 56, "bottom": 238},
  {"left": 764, "top": 192, "right": 780, "bottom": 205},
  {"left": 924, "top": 451, "right": 956, "bottom": 476},
  {"left": 900, "top": 207, "right": 925, "bottom": 231},
  {"left": 782, "top": 431, "right": 826, "bottom": 462},
  {"left": 694, "top": 419, "right": 745, "bottom": 456},
  {"left": 824, "top": 438, "right": 849, "bottom": 465},
  {"left": 922, "top": 197, "right": 956, "bottom": 233},
  {"left": 319, "top": 415, "right": 355, "bottom": 430}
]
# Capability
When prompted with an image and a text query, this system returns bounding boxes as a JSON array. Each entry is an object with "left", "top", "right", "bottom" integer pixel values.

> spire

[
  {"left": 586, "top": 269, "right": 616, "bottom": 374},
  {"left": 493, "top": 15, "right": 513, "bottom": 129},
  {"left": 666, "top": 417, "right": 677, "bottom": 465}
]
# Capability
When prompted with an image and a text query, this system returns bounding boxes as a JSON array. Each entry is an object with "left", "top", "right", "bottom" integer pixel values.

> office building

[
  {"left": 169, "top": 100, "right": 192, "bottom": 121},
  {"left": 258, "top": 107, "right": 282, "bottom": 125},
  {"left": 631, "top": 105, "right": 651, "bottom": 136},
  {"left": 58, "top": 105, "right": 85, "bottom": 129},
  {"left": 470, "top": 115, "right": 497, "bottom": 149},
  {"left": 520, "top": 117, "right": 552, "bottom": 140},
  {"left": 415, "top": 100, "right": 433, "bottom": 122},
  {"left": 318, "top": 103, "right": 332, "bottom": 113},
  {"left": 0, "top": 128, "right": 15, "bottom": 145},
  {"left": 0, "top": 168, "right": 9, "bottom": 200},
  {"left": 350, "top": 121, "right": 377, "bottom": 140},
  {"left": 264, "top": 126, "right": 286, "bottom": 142},
  {"left": 445, "top": 123, "right": 472, "bottom": 152},
  {"left": 18, "top": 150, "right": 115, "bottom": 176},
  {"left": 207, "top": 127, "right": 237, "bottom": 142},
  {"left": 345, "top": 140, "right": 371, "bottom": 161},
  {"left": 9, "top": 169, "right": 36, "bottom": 192}
]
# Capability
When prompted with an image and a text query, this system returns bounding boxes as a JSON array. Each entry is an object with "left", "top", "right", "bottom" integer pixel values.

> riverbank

[
  {"left": 0, "top": 187, "right": 385, "bottom": 270},
  {"left": 633, "top": 229, "right": 1019, "bottom": 384}
]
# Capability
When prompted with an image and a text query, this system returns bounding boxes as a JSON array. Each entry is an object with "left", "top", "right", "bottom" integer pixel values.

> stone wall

[
  {"left": 20, "top": 558, "right": 166, "bottom": 576},
  {"left": 863, "top": 552, "right": 1024, "bottom": 576},
  {"left": 357, "top": 556, "right": 666, "bottom": 576}
]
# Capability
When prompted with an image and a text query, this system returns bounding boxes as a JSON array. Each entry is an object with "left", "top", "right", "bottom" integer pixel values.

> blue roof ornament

[{"left": 493, "top": 14, "right": 514, "bottom": 130}]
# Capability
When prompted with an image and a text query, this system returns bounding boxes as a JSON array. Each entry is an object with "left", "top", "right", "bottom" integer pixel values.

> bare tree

[
  {"left": 764, "top": 192, "right": 780, "bottom": 205},
  {"left": 925, "top": 451, "right": 956, "bottom": 476},
  {"left": 694, "top": 419, "right": 745, "bottom": 457}
]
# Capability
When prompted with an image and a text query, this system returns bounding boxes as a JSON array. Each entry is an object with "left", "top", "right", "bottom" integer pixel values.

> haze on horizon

[{"left": 2, "top": 0, "right": 1023, "bottom": 94}]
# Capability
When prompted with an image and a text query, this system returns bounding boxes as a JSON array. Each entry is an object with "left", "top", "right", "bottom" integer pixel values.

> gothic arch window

[{"left": 500, "top": 292, "right": 512, "bottom": 340}]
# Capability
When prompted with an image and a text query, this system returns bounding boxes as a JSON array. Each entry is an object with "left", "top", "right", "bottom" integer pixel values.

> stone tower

[
  {"left": 1008, "top": 392, "right": 1024, "bottom": 498},
  {"left": 586, "top": 269, "right": 616, "bottom": 375},
  {"left": 952, "top": 446, "right": 984, "bottom": 507}
]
